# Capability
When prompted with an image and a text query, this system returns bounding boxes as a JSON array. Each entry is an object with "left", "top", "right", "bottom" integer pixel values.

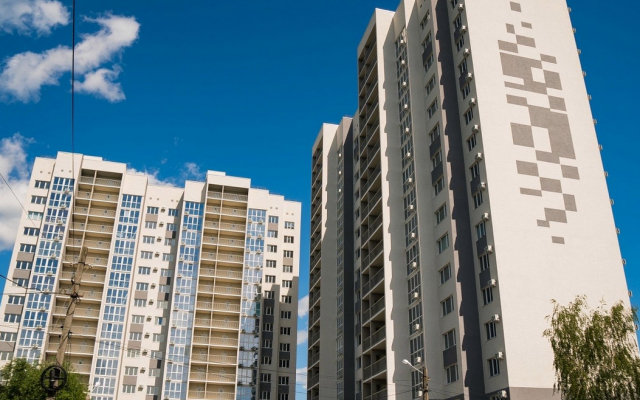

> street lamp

[{"left": 402, "top": 359, "right": 428, "bottom": 400}]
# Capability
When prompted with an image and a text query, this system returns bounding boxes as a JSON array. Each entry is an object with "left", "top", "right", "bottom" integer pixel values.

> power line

[{"left": 0, "top": 172, "right": 38, "bottom": 228}]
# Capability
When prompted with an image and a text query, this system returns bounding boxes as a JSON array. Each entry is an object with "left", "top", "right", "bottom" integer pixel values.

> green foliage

[
  {"left": 544, "top": 295, "right": 640, "bottom": 400},
  {"left": 0, "top": 358, "right": 88, "bottom": 400}
]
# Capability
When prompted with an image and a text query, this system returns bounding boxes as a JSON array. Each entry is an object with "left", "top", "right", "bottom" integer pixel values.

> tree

[
  {"left": 544, "top": 295, "right": 640, "bottom": 400},
  {"left": 0, "top": 358, "right": 88, "bottom": 400}
]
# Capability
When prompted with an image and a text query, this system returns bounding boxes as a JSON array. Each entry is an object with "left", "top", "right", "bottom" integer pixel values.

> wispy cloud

[
  {"left": 0, "top": 134, "right": 34, "bottom": 251},
  {"left": 296, "top": 367, "right": 307, "bottom": 390},
  {"left": 0, "top": 0, "right": 69, "bottom": 35},
  {"left": 0, "top": 14, "right": 139, "bottom": 103},
  {"left": 297, "top": 329, "right": 308, "bottom": 345},
  {"left": 126, "top": 167, "right": 177, "bottom": 188},
  {"left": 181, "top": 162, "right": 205, "bottom": 181},
  {"left": 298, "top": 295, "right": 309, "bottom": 318}
]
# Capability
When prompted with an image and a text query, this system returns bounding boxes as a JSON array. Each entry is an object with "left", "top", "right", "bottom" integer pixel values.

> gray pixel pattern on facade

[{"left": 499, "top": 2, "right": 580, "bottom": 243}]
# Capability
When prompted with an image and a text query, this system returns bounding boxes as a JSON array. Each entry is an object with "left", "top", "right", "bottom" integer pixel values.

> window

[
  {"left": 161, "top": 268, "right": 172, "bottom": 277},
  {"left": 435, "top": 204, "right": 447, "bottom": 225},
  {"left": 473, "top": 191, "right": 483, "bottom": 209},
  {"left": 164, "top": 238, "right": 175, "bottom": 246},
  {"left": 23, "top": 227, "right": 39, "bottom": 238},
  {"left": 458, "top": 58, "right": 468, "bottom": 76},
  {"left": 443, "top": 329, "right": 456, "bottom": 350},
  {"left": 434, "top": 177, "right": 445, "bottom": 196},
  {"left": 166, "top": 223, "right": 177, "bottom": 231},
  {"left": 266, "top": 260, "right": 276, "bottom": 268},
  {"left": 168, "top": 208, "right": 178, "bottom": 216},
  {"left": 480, "top": 254, "right": 491, "bottom": 271},
  {"left": 155, "top": 317, "right": 166, "bottom": 326},
  {"left": 476, "top": 221, "right": 486, "bottom": 240},
  {"left": 456, "top": 35, "right": 465, "bottom": 51},
  {"left": 159, "top": 285, "right": 170, "bottom": 293},
  {"left": 138, "top": 266, "right": 151, "bottom": 275},
  {"left": 284, "top": 221, "right": 295, "bottom": 229},
  {"left": 283, "top": 250, "right": 293, "bottom": 258},
  {"left": 147, "top": 387, "right": 160, "bottom": 395},
  {"left": 470, "top": 162, "right": 480, "bottom": 179},
  {"left": 280, "top": 394, "right": 289, "bottom": 400},
  {"left": 143, "top": 236, "right": 154, "bottom": 244},
  {"left": 262, "top": 356, "right": 272, "bottom": 365},
  {"left": 268, "top": 216, "right": 279, "bottom": 224},
  {"left": 462, "top": 83, "right": 471, "bottom": 99},
  {"left": 134, "top": 299, "right": 146, "bottom": 307},
  {"left": 264, "top": 291, "right": 275, "bottom": 299},
  {"left": 260, "top": 373, "right": 271, "bottom": 383},
  {"left": 464, "top": 106, "right": 474, "bottom": 124},
  {"left": 131, "top": 315, "right": 144, "bottom": 324},
  {"left": 149, "top": 368, "right": 161, "bottom": 377},
  {"left": 27, "top": 211, "right": 43, "bottom": 221},
  {"left": 267, "top": 230, "right": 278, "bottom": 238},
  {"left": 147, "top": 206, "right": 159, "bottom": 214},
  {"left": 8, "top": 296, "right": 24, "bottom": 305},
  {"left": 12, "top": 278, "right": 28, "bottom": 287},
  {"left": 437, "top": 234, "right": 450, "bottom": 254},
  {"left": 127, "top": 349, "right": 140, "bottom": 358},
  {"left": 482, "top": 286, "right": 494, "bottom": 305},
  {"left": 431, "top": 150, "right": 442, "bottom": 171},
  {"left": 34, "top": 180, "right": 50, "bottom": 189},
  {"left": 144, "top": 221, "right": 157, "bottom": 229},
  {"left": 283, "top": 265, "right": 293, "bottom": 273},
  {"left": 427, "top": 99, "right": 439, "bottom": 119},
  {"left": 267, "top": 245, "right": 277, "bottom": 253},
  {"left": 439, "top": 264, "right": 452, "bottom": 285},
  {"left": 260, "top": 391, "right": 271, "bottom": 400},
  {"left": 153, "top": 333, "right": 164, "bottom": 342},
  {"left": 467, "top": 132, "right": 477, "bottom": 151},
  {"left": 140, "top": 251, "right": 152, "bottom": 259},
  {"left": 420, "top": 10, "right": 430, "bottom": 30},
  {"left": 157, "top": 300, "right": 169, "bottom": 309},
  {"left": 19, "top": 244, "right": 36, "bottom": 253},
  {"left": 284, "top": 236, "right": 294, "bottom": 243},
  {"left": 280, "top": 327, "right": 291, "bottom": 335},
  {"left": 262, "top": 339, "right": 272, "bottom": 348},
  {"left": 489, "top": 358, "right": 500, "bottom": 377},
  {"left": 150, "top": 351, "right": 163, "bottom": 359},
  {"left": 426, "top": 75, "right": 436, "bottom": 95},
  {"left": 135, "top": 282, "right": 149, "bottom": 291},
  {"left": 280, "top": 311, "right": 292, "bottom": 319},
  {"left": 446, "top": 364, "right": 459, "bottom": 383},
  {"left": 281, "top": 296, "right": 292, "bottom": 303},
  {"left": 4, "top": 314, "right": 20, "bottom": 323},
  {"left": 162, "top": 253, "right": 174, "bottom": 261},
  {"left": 279, "top": 359, "right": 290, "bottom": 368},
  {"left": 265, "top": 275, "right": 276, "bottom": 283},
  {"left": 451, "top": 0, "right": 458, "bottom": 9},
  {"left": 0, "top": 332, "right": 17, "bottom": 341},
  {"left": 441, "top": 296, "right": 454, "bottom": 316},
  {"left": 263, "top": 323, "right": 273, "bottom": 332},
  {"left": 282, "top": 280, "right": 293, "bottom": 288},
  {"left": 485, "top": 321, "right": 497, "bottom": 340},
  {"left": 279, "top": 376, "right": 289, "bottom": 385},
  {"left": 122, "top": 385, "right": 135, "bottom": 394},
  {"left": 16, "top": 261, "right": 32, "bottom": 270},
  {"left": 124, "top": 366, "right": 138, "bottom": 375}
]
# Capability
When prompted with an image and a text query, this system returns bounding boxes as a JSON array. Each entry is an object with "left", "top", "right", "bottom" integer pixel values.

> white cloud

[
  {"left": 126, "top": 168, "right": 176, "bottom": 188},
  {"left": 298, "top": 295, "right": 309, "bottom": 318},
  {"left": 0, "top": 134, "right": 33, "bottom": 251},
  {"left": 296, "top": 367, "right": 307, "bottom": 390},
  {"left": 0, "top": 0, "right": 69, "bottom": 35},
  {"left": 181, "top": 162, "right": 205, "bottom": 181},
  {"left": 0, "top": 14, "right": 139, "bottom": 102},
  {"left": 297, "top": 329, "right": 308, "bottom": 345},
  {"left": 75, "top": 66, "right": 124, "bottom": 102}
]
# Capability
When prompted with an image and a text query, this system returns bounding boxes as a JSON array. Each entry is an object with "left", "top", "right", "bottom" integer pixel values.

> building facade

[
  {"left": 309, "top": 1, "right": 630, "bottom": 400},
  {"left": 0, "top": 152, "right": 300, "bottom": 400}
]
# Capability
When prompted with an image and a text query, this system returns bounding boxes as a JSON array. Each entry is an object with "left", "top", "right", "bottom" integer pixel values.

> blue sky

[{"left": 0, "top": 0, "right": 637, "bottom": 398}]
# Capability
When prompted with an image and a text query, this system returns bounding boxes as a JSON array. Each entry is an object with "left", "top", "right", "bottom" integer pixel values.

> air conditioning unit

[
  {"left": 497, "top": 390, "right": 508, "bottom": 398},
  {"left": 491, "top": 314, "right": 501, "bottom": 322},
  {"left": 415, "top": 356, "right": 422, "bottom": 363},
  {"left": 39, "top": 307, "right": 46, "bottom": 312},
  {"left": 35, "top": 325, "right": 43, "bottom": 330},
  {"left": 629, "top": 290, "right": 633, "bottom": 298},
  {"left": 403, "top": 104, "right": 409, "bottom": 110},
  {"left": 182, "top": 226, "right": 188, "bottom": 230},
  {"left": 155, "top": 252, "right": 160, "bottom": 257},
  {"left": 407, "top": 177, "right": 413, "bottom": 184},
  {"left": 60, "top": 204, "right": 67, "bottom": 210},
  {"left": 151, "top": 283, "right": 156, "bottom": 289},
  {"left": 148, "top": 300, "right": 154, "bottom": 305},
  {"left": 409, "top": 204, "right": 414, "bottom": 210},
  {"left": 465, "top": 72, "right": 473, "bottom": 82},
  {"left": 247, "top": 233, "right": 252, "bottom": 238},
  {"left": 484, "top": 245, "right": 493, "bottom": 253},
  {"left": 616, "top": 228, "right": 621, "bottom": 235},
  {"left": 184, "top": 211, "right": 189, "bottom": 215},
  {"left": 495, "top": 351, "right": 504, "bottom": 360},
  {"left": 461, "top": 25, "right": 467, "bottom": 33},
  {"left": 64, "top": 189, "right": 70, "bottom": 194},
  {"left": 463, "top": 48, "right": 470, "bottom": 56},
  {"left": 478, "top": 182, "right": 487, "bottom": 191},
  {"left": 488, "top": 279, "right": 497, "bottom": 287},
  {"left": 475, "top": 152, "right": 483, "bottom": 161},
  {"left": 405, "top": 152, "right": 412, "bottom": 158},
  {"left": 410, "top": 232, "right": 416, "bottom": 239},
  {"left": 414, "top": 324, "right": 421, "bottom": 331},
  {"left": 173, "top": 306, "right": 179, "bottom": 311},
  {"left": 142, "top": 350, "right": 148, "bottom": 355},
  {"left": 413, "top": 292, "right": 419, "bottom": 299},
  {"left": 400, "top": 60, "right": 406, "bottom": 66},
  {"left": 257, "top": 250, "right": 262, "bottom": 254},
  {"left": 257, "top": 234, "right": 263, "bottom": 239},
  {"left": 140, "top": 368, "right": 146, "bottom": 373},
  {"left": 46, "top": 271, "right": 53, "bottom": 276},
  {"left": 405, "top": 127, "right": 410, "bottom": 133},
  {"left": 144, "top": 333, "right": 150, "bottom": 338},
  {"left": 159, "top": 222, "right": 164, "bottom": 227},
  {"left": 172, "top": 323, "right": 177, "bottom": 328},
  {"left": 472, "top": 124, "right": 480, "bottom": 133},
  {"left": 482, "top": 212, "right": 490, "bottom": 221},
  {"left": 138, "top": 385, "right": 143, "bottom": 390},
  {"left": 179, "top": 256, "right": 184, "bottom": 261},
  {"left": 56, "top": 219, "right": 63, "bottom": 225},
  {"left": 623, "top": 259, "right": 627, "bottom": 266},
  {"left": 176, "top": 290, "right": 181, "bottom": 294},
  {"left": 457, "top": 3, "right": 464, "bottom": 11},
  {"left": 417, "top": 390, "right": 423, "bottom": 397},
  {"left": 412, "top": 261, "right": 418, "bottom": 269},
  {"left": 31, "top": 344, "right": 39, "bottom": 349},
  {"left": 170, "top": 341, "right": 175, "bottom": 346},
  {"left": 402, "top": 81, "right": 407, "bottom": 87}
]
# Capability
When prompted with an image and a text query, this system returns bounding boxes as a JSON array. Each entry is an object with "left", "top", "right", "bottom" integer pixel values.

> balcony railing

[
  {"left": 73, "top": 207, "right": 116, "bottom": 218},
  {"left": 192, "top": 336, "right": 239, "bottom": 347},
  {"left": 361, "top": 189, "right": 382, "bottom": 220},
  {"left": 79, "top": 176, "right": 121, "bottom": 188},
  {"left": 66, "top": 238, "right": 111, "bottom": 250},
  {"left": 189, "top": 372, "right": 236, "bottom": 383},
  {"left": 364, "top": 356, "right": 387, "bottom": 380},
  {"left": 364, "top": 327, "right": 386, "bottom": 351},
  {"left": 188, "top": 391, "right": 234, "bottom": 400},
  {"left": 190, "top": 353, "right": 236, "bottom": 364},
  {"left": 361, "top": 166, "right": 381, "bottom": 195},
  {"left": 308, "top": 331, "right": 321, "bottom": 347},
  {"left": 362, "top": 240, "right": 384, "bottom": 270},
  {"left": 363, "top": 268, "right": 384, "bottom": 297},
  {"left": 310, "top": 270, "right": 321, "bottom": 289},
  {"left": 363, "top": 296, "right": 385, "bottom": 324}
]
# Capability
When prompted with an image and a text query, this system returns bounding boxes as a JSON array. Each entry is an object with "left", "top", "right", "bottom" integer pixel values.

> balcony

[
  {"left": 70, "top": 363, "right": 91, "bottom": 374},
  {"left": 50, "top": 325, "right": 97, "bottom": 336},
  {"left": 75, "top": 191, "right": 119, "bottom": 203},
  {"left": 188, "top": 391, "right": 234, "bottom": 400},
  {"left": 365, "top": 389, "right": 387, "bottom": 400},
  {"left": 363, "top": 268, "right": 384, "bottom": 297},
  {"left": 363, "top": 296, "right": 385, "bottom": 325},
  {"left": 189, "top": 372, "right": 235, "bottom": 383},
  {"left": 59, "top": 271, "right": 105, "bottom": 285},
  {"left": 190, "top": 353, "right": 236, "bottom": 365},
  {"left": 193, "top": 318, "right": 239, "bottom": 330},
  {"left": 361, "top": 189, "right": 382, "bottom": 220},
  {"left": 62, "top": 254, "right": 108, "bottom": 267},
  {"left": 48, "top": 342, "right": 94, "bottom": 355},
  {"left": 71, "top": 222, "right": 114, "bottom": 234},
  {"left": 79, "top": 176, "right": 121, "bottom": 188},
  {"left": 308, "top": 331, "right": 321, "bottom": 347},
  {"left": 200, "top": 252, "right": 244, "bottom": 264},
  {"left": 309, "top": 310, "right": 321, "bottom": 328},
  {"left": 361, "top": 214, "right": 383, "bottom": 245},
  {"left": 66, "top": 238, "right": 111, "bottom": 251},
  {"left": 361, "top": 166, "right": 381, "bottom": 195},
  {"left": 364, "top": 356, "right": 387, "bottom": 381},
  {"left": 205, "top": 206, "right": 247, "bottom": 218},
  {"left": 307, "top": 373, "right": 320, "bottom": 389},
  {"left": 202, "top": 236, "right": 244, "bottom": 248},
  {"left": 363, "top": 327, "right": 386, "bottom": 352},
  {"left": 203, "top": 221, "right": 246, "bottom": 233},
  {"left": 199, "top": 267, "right": 243, "bottom": 280},
  {"left": 310, "top": 235, "right": 321, "bottom": 253},
  {"left": 192, "top": 336, "right": 238, "bottom": 347},
  {"left": 310, "top": 270, "right": 321, "bottom": 289},
  {"left": 73, "top": 206, "right": 116, "bottom": 219},
  {"left": 362, "top": 240, "right": 384, "bottom": 271},
  {"left": 194, "top": 301, "right": 240, "bottom": 313},
  {"left": 309, "top": 291, "right": 321, "bottom": 307},
  {"left": 308, "top": 352, "right": 320, "bottom": 367}
]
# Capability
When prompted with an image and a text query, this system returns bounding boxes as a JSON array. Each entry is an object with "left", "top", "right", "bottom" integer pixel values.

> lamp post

[{"left": 402, "top": 359, "right": 429, "bottom": 400}]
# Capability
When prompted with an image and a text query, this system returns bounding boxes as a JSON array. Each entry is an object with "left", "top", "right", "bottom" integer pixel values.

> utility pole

[
  {"left": 422, "top": 365, "right": 429, "bottom": 400},
  {"left": 44, "top": 246, "right": 88, "bottom": 400}
]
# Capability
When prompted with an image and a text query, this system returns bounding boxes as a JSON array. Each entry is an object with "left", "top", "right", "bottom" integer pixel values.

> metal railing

[
  {"left": 361, "top": 165, "right": 381, "bottom": 195},
  {"left": 363, "top": 296, "right": 385, "bottom": 324},
  {"left": 363, "top": 268, "right": 384, "bottom": 296},
  {"left": 71, "top": 222, "right": 113, "bottom": 233},
  {"left": 188, "top": 391, "right": 234, "bottom": 400},
  {"left": 362, "top": 240, "right": 384, "bottom": 270},
  {"left": 79, "top": 176, "right": 121, "bottom": 187}
]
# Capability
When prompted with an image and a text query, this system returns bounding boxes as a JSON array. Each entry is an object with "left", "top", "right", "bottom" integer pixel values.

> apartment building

[
  {"left": 309, "top": 1, "right": 630, "bottom": 399},
  {"left": 0, "top": 152, "right": 300, "bottom": 400}
]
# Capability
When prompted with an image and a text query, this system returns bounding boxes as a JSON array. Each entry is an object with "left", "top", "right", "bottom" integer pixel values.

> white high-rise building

[
  {"left": 309, "top": 1, "right": 630, "bottom": 399},
  {"left": 0, "top": 152, "right": 301, "bottom": 400}
]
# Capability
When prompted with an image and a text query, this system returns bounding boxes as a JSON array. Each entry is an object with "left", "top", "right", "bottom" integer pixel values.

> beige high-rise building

[
  {"left": 0, "top": 152, "right": 300, "bottom": 400},
  {"left": 309, "top": 1, "right": 630, "bottom": 400}
]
